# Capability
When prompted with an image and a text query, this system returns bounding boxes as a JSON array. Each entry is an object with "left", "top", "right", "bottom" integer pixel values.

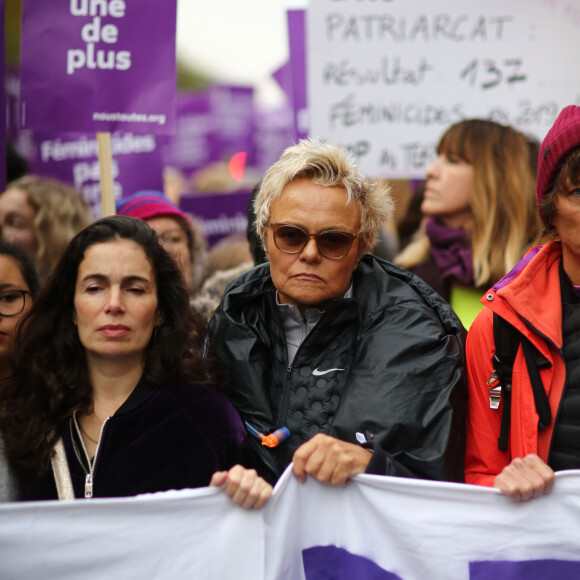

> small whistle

[{"left": 260, "top": 427, "right": 290, "bottom": 448}]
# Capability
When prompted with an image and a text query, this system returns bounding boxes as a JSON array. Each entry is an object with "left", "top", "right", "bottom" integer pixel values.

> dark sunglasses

[{"left": 268, "top": 223, "right": 360, "bottom": 260}]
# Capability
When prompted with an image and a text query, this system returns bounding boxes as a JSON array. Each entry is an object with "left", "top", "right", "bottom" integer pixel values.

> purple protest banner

[
  {"left": 179, "top": 190, "right": 251, "bottom": 248},
  {"left": 0, "top": 0, "right": 6, "bottom": 189},
  {"left": 20, "top": 0, "right": 176, "bottom": 135},
  {"left": 210, "top": 85, "right": 255, "bottom": 168},
  {"left": 252, "top": 107, "right": 295, "bottom": 173},
  {"left": 163, "top": 86, "right": 255, "bottom": 189},
  {"left": 287, "top": 10, "right": 308, "bottom": 140},
  {"left": 162, "top": 90, "right": 217, "bottom": 176},
  {"left": 29, "top": 130, "right": 165, "bottom": 219}
]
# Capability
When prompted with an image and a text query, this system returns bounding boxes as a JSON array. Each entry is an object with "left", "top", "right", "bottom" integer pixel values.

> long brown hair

[{"left": 396, "top": 120, "right": 542, "bottom": 287}]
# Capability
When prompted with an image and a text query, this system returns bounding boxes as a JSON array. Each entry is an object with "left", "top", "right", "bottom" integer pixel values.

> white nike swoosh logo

[{"left": 312, "top": 368, "right": 345, "bottom": 376}]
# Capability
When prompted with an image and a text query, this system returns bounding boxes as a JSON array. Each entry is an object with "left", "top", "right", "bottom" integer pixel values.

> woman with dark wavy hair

[{"left": 0, "top": 215, "right": 270, "bottom": 507}]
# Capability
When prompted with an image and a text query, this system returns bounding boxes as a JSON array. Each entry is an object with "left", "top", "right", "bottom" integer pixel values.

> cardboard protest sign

[
  {"left": 20, "top": 0, "right": 177, "bottom": 135},
  {"left": 307, "top": 0, "right": 580, "bottom": 177}
]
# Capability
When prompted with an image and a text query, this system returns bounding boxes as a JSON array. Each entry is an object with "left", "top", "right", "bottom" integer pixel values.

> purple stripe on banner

[
  {"left": 470, "top": 559, "right": 580, "bottom": 579},
  {"left": 302, "top": 546, "right": 402, "bottom": 580},
  {"left": 493, "top": 245, "right": 543, "bottom": 291}
]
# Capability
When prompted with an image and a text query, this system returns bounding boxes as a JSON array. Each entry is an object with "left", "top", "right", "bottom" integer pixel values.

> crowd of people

[{"left": 0, "top": 106, "right": 579, "bottom": 511}]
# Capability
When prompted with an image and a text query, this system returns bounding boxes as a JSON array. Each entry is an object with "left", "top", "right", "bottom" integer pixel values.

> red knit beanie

[
  {"left": 116, "top": 191, "right": 189, "bottom": 222},
  {"left": 537, "top": 105, "right": 580, "bottom": 204}
]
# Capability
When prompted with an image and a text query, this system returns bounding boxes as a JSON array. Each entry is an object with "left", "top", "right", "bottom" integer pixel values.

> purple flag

[{"left": 20, "top": 0, "right": 176, "bottom": 135}]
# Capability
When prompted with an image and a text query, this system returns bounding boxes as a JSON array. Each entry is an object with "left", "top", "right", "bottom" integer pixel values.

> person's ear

[{"left": 353, "top": 236, "right": 370, "bottom": 269}]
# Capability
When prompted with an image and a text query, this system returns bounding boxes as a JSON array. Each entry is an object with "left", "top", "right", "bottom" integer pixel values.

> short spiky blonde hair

[{"left": 254, "top": 139, "right": 393, "bottom": 251}]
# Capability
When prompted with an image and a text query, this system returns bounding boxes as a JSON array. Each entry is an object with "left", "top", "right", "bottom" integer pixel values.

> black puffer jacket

[{"left": 209, "top": 254, "right": 467, "bottom": 483}]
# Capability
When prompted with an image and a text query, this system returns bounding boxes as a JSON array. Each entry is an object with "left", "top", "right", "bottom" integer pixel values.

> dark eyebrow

[
  {"left": 3, "top": 210, "right": 30, "bottom": 218},
  {"left": 123, "top": 276, "right": 152, "bottom": 285},
  {"left": 80, "top": 274, "right": 152, "bottom": 284},
  {"left": 0, "top": 283, "right": 25, "bottom": 291}
]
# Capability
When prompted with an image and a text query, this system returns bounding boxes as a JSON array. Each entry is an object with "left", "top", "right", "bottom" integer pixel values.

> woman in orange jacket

[{"left": 466, "top": 105, "right": 580, "bottom": 501}]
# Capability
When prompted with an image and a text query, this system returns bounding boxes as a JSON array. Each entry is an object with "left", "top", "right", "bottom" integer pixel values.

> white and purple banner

[
  {"left": 19, "top": 0, "right": 177, "bottom": 135},
  {"left": 1, "top": 468, "right": 580, "bottom": 579}
]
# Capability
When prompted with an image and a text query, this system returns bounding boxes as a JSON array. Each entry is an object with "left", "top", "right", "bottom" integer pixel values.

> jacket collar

[{"left": 487, "top": 242, "right": 563, "bottom": 349}]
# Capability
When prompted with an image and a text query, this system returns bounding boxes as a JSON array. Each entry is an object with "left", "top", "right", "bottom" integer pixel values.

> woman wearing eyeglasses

[
  {"left": 0, "top": 241, "right": 40, "bottom": 380},
  {"left": 209, "top": 139, "right": 467, "bottom": 486},
  {"left": 0, "top": 241, "right": 40, "bottom": 501}
]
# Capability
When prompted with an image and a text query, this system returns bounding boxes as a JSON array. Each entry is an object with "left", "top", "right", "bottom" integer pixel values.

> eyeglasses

[
  {"left": 268, "top": 223, "right": 360, "bottom": 260},
  {"left": 0, "top": 290, "right": 30, "bottom": 317}
]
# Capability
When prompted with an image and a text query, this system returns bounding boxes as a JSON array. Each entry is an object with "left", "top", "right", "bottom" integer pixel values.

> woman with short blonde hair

[{"left": 255, "top": 138, "right": 394, "bottom": 252}]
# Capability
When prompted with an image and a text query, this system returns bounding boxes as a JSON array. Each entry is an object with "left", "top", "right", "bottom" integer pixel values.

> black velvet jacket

[{"left": 19, "top": 379, "right": 252, "bottom": 500}]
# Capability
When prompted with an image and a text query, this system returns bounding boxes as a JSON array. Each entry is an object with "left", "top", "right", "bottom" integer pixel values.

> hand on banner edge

[
  {"left": 493, "top": 454, "right": 555, "bottom": 502},
  {"left": 210, "top": 465, "right": 272, "bottom": 509},
  {"left": 292, "top": 433, "right": 373, "bottom": 486}
]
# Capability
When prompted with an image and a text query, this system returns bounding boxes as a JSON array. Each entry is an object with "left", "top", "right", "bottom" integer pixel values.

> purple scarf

[{"left": 425, "top": 218, "right": 473, "bottom": 286}]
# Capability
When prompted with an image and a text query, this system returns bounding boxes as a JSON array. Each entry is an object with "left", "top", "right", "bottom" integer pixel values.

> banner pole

[{"left": 97, "top": 132, "right": 115, "bottom": 217}]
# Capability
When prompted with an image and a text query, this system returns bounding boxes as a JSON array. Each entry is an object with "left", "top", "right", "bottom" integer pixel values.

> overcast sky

[{"left": 176, "top": 0, "right": 307, "bottom": 108}]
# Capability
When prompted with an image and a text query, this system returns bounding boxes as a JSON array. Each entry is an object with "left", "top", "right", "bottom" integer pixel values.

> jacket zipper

[
  {"left": 544, "top": 343, "right": 566, "bottom": 465},
  {"left": 515, "top": 314, "right": 565, "bottom": 464},
  {"left": 275, "top": 306, "right": 331, "bottom": 427},
  {"left": 72, "top": 411, "right": 109, "bottom": 499}
]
